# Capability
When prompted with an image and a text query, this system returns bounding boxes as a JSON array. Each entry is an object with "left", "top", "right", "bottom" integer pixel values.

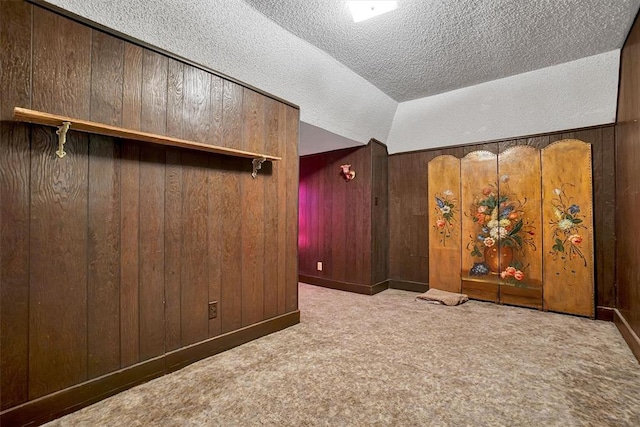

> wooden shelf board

[{"left": 13, "top": 107, "right": 281, "bottom": 161}]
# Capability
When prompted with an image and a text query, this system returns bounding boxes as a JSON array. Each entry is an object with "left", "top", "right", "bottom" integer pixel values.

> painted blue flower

[
  {"left": 568, "top": 204, "right": 580, "bottom": 215},
  {"left": 500, "top": 205, "right": 514, "bottom": 218},
  {"left": 435, "top": 197, "right": 445, "bottom": 209},
  {"left": 482, "top": 227, "right": 489, "bottom": 234},
  {"left": 470, "top": 262, "right": 490, "bottom": 276},
  {"left": 477, "top": 235, "right": 485, "bottom": 241}
]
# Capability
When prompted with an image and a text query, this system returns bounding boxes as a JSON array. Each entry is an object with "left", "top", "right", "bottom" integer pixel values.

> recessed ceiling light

[{"left": 347, "top": 1, "right": 398, "bottom": 23}]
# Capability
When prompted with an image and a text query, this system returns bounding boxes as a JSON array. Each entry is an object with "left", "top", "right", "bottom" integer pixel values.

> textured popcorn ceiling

[{"left": 241, "top": 0, "right": 640, "bottom": 102}]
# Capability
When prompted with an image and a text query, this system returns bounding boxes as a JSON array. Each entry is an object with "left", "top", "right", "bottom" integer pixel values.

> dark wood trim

[
  {"left": 387, "top": 124, "right": 616, "bottom": 157},
  {"left": 299, "top": 275, "right": 388, "bottom": 295},
  {"left": 614, "top": 309, "right": 640, "bottom": 364},
  {"left": 0, "top": 311, "right": 300, "bottom": 427},
  {"left": 26, "top": 0, "right": 299, "bottom": 110},
  {"left": 388, "top": 279, "right": 429, "bottom": 293},
  {"left": 165, "top": 311, "right": 300, "bottom": 372},
  {"left": 596, "top": 306, "right": 615, "bottom": 322}
]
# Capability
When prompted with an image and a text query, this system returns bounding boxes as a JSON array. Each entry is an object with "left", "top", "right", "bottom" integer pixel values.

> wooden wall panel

[
  {"left": 299, "top": 145, "right": 374, "bottom": 288},
  {"left": 220, "top": 81, "right": 244, "bottom": 333},
  {"left": 119, "top": 38, "right": 143, "bottom": 369},
  {"left": 263, "top": 98, "right": 280, "bottom": 319},
  {"left": 1, "top": 3, "right": 300, "bottom": 415},
  {"left": 87, "top": 136, "right": 121, "bottom": 378},
  {"left": 180, "top": 66, "right": 212, "bottom": 344},
  {"left": 388, "top": 152, "right": 431, "bottom": 284},
  {"left": 31, "top": 7, "right": 91, "bottom": 118},
  {"left": 122, "top": 43, "right": 143, "bottom": 130},
  {"left": 119, "top": 141, "right": 140, "bottom": 366},
  {"left": 164, "top": 58, "right": 184, "bottom": 352},
  {"left": 276, "top": 103, "right": 288, "bottom": 314},
  {"left": 28, "top": 8, "right": 91, "bottom": 398},
  {"left": 241, "top": 90, "right": 266, "bottom": 326},
  {"left": 29, "top": 128, "right": 89, "bottom": 399},
  {"left": 138, "top": 50, "right": 167, "bottom": 360},
  {"left": 616, "top": 13, "right": 640, "bottom": 339},
  {"left": 180, "top": 152, "right": 210, "bottom": 344},
  {"left": 371, "top": 141, "right": 389, "bottom": 284},
  {"left": 285, "top": 106, "right": 299, "bottom": 312},
  {"left": 207, "top": 75, "right": 224, "bottom": 337},
  {"left": 0, "top": 0, "right": 32, "bottom": 409},
  {"left": 86, "top": 31, "right": 124, "bottom": 379}
]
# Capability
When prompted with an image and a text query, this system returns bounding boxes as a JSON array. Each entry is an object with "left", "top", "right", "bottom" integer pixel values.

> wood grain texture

[
  {"left": 119, "top": 141, "right": 140, "bottom": 367},
  {"left": 180, "top": 65, "right": 213, "bottom": 343},
  {"left": 616, "top": 14, "right": 640, "bottom": 340},
  {"left": 241, "top": 90, "right": 265, "bottom": 326},
  {"left": 427, "top": 155, "right": 461, "bottom": 292},
  {"left": 122, "top": 43, "right": 143, "bottom": 131},
  {"left": 140, "top": 50, "right": 168, "bottom": 135},
  {"left": 371, "top": 141, "right": 389, "bottom": 284},
  {"left": 542, "top": 140, "right": 595, "bottom": 317},
  {"left": 138, "top": 53, "right": 166, "bottom": 359},
  {"left": 138, "top": 145, "right": 165, "bottom": 360},
  {"left": 1, "top": 3, "right": 301, "bottom": 412},
  {"left": 0, "top": 0, "right": 31, "bottom": 120},
  {"left": 208, "top": 75, "right": 224, "bottom": 337},
  {"left": 164, "top": 58, "right": 184, "bottom": 352},
  {"left": 32, "top": 6, "right": 91, "bottom": 118},
  {"left": 276, "top": 103, "right": 288, "bottom": 314},
  {"left": 220, "top": 81, "right": 244, "bottom": 333},
  {"left": 0, "top": 0, "right": 32, "bottom": 410},
  {"left": 90, "top": 30, "right": 124, "bottom": 126},
  {"left": 263, "top": 98, "right": 280, "bottom": 319},
  {"left": 87, "top": 136, "right": 121, "bottom": 378},
  {"left": 180, "top": 151, "right": 210, "bottom": 345},
  {"left": 29, "top": 128, "right": 89, "bottom": 399},
  {"left": 285, "top": 106, "right": 299, "bottom": 312}
]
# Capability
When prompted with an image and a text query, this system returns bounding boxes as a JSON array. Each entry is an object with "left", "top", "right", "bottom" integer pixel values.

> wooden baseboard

[
  {"left": 596, "top": 306, "right": 615, "bottom": 322},
  {"left": 0, "top": 311, "right": 300, "bottom": 427},
  {"left": 388, "top": 279, "right": 429, "bottom": 293},
  {"left": 299, "top": 275, "right": 388, "bottom": 295},
  {"left": 613, "top": 309, "right": 640, "bottom": 364}
]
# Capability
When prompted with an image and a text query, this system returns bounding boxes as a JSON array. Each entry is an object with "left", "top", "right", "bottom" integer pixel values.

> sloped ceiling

[{"left": 242, "top": 0, "right": 640, "bottom": 102}]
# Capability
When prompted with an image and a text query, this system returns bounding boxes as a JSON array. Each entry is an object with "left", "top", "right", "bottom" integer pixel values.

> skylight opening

[{"left": 347, "top": 1, "right": 398, "bottom": 23}]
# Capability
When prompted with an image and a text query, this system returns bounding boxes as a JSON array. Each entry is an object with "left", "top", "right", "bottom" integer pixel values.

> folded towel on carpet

[{"left": 416, "top": 288, "right": 468, "bottom": 306}]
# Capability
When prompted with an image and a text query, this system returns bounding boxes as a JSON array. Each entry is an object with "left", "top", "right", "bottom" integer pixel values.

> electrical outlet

[
  {"left": 208, "top": 301, "right": 218, "bottom": 319},
  {"left": 317, "top": 261, "right": 323, "bottom": 271}
]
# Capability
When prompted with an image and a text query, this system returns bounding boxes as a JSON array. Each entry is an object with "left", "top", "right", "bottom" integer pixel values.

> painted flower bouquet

[
  {"left": 549, "top": 184, "right": 587, "bottom": 267},
  {"left": 433, "top": 190, "right": 456, "bottom": 246},
  {"left": 468, "top": 175, "right": 536, "bottom": 285}
]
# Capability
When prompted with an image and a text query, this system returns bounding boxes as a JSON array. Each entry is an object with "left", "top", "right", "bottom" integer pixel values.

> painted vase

[{"left": 483, "top": 245, "right": 513, "bottom": 274}]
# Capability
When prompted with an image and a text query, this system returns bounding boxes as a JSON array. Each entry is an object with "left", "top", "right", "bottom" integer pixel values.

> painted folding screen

[{"left": 427, "top": 140, "right": 594, "bottom": 317}]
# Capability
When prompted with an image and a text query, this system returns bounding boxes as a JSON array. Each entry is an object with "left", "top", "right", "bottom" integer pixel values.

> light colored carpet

[{"left": 46, "top": 283, "right": 640, "bottom": 426}]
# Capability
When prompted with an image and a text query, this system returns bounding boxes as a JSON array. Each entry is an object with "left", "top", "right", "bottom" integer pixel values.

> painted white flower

[
  {"left": 487, "top": 219, "right": 499, "bottom": 229},
  {"left": 490, "top": 226, "right": 508, "bottom": 239},
  {"left": 500, "top": 174, "right": 510, "bottom": 183},
  {"left": 441, "top": 206, "right": 451, "bottom": 214},
  {"left": 558, "top": 219, "right": 573, "bottom": 231},
  {"left": 443, "top": 189, "right": 453, "bottom": 196},
  {"left": 499, "top": 218, "right": 511, "bottom": 227},
  {"left": 554, "top": 188, "right": 561, "bottom": 195}
]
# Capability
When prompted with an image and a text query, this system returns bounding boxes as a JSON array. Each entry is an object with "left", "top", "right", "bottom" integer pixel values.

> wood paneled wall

[
  {"left": 0, "top": 1, "right": 299, "bottom": 412},
  {"left": 298, "top": 140, "right": 388, "bottom": 293},
  {"left": 389, "top": 126, "right": 616, "bottom": 309},
  {"left": 616, "top": 10, "right": 640, "bottom": 358}
]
